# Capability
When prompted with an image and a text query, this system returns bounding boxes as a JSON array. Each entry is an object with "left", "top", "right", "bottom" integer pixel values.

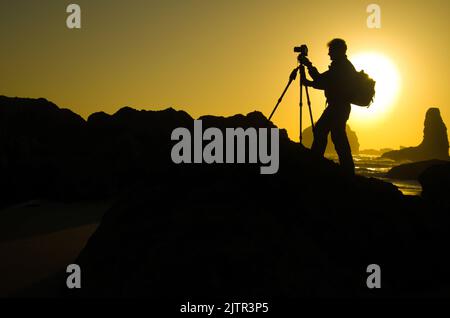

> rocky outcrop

[
  {"left": 382, "top": 108, "right": 449, "bottom": 161},
  {"left": 2, "top": 96, "right": 450, "bottom": 298},
  {"left": 419, "top": 163, "right": 450, "bottom": 206},
  {"left": 67, "top": 152, "right": 450, "bottom": 298},
  {"left": 301, "top": 125, "right": 359, "bottom": 154},
  {"left": 0, "top": 96, "right": 87, "bottom": 205},
  {"left": 0, "top": 96, "right": 195, "bottom": 205},
  {"left": 0, "top": 96, "right": 288, "bottom": 206},
  {"left": 386, "top": 159, "right": 450, "bottom": 180}
]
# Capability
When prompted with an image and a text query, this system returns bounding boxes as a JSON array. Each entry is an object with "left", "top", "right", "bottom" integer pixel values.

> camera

[{"left": 294, "top": 44, "right": 308, "bottom": 56}]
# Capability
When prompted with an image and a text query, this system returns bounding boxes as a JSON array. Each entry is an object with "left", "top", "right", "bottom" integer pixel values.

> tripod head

[
  {"left": 268, "top": 44, "right": 315, "bottom": 135},
  {"left": 294, "top": 44, "right": 308, "bottom": 65}
]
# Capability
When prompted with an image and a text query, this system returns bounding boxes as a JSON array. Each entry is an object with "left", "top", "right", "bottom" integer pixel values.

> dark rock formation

[
  {"left": 301, "top": 125, "right": 359, "bottom": 154},
  {"left": 419, "top": 163, "right": 450, "bottom": 206},
  {"left": 67, "top": 155, "right": 450, "bottom": 298},
  {"left": 2, "top": 96, "right": 450, "bottom": 298},
  {"left": 0, "top": 96, "right": 86, "bottom": 205},
  {"left": 0, "top": 96, "right": 194, "bottom": 205},
  {"left": 382, "top": 108, "right": 449, "bottom": 161},
  {"left": 386, "top": 159, "right": 450, "bottom": 180}
]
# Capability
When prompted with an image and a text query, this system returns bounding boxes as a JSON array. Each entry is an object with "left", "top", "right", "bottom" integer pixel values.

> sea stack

[{"left": 382, "top": 108, "right": 449, "bottom": 161}]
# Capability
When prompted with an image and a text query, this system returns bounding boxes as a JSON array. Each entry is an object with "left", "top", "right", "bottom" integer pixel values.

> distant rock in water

[
  {"left": 359, "top": 148, "right": 393, "bottom": 156},
  {"left": 386, "top": 159, "right": 450, "bottom": 180},
  {"left": 301, "top": 124, "right": 359, "bottom": 154},
  {"left": 382, "top": 108, "right": 449, "bottom": 161},
  {"left": 358, "top": 149, "right": 381, "bottom": 156}
]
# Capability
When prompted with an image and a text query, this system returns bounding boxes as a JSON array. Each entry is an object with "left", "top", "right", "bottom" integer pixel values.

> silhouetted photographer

[{"left": 300, "top": 39, "right": 357, "bottom": 175}]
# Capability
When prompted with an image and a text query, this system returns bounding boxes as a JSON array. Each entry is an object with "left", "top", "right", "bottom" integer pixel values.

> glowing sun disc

[{"left": 349, "top": 52, "right": 401, "bottom": 121}]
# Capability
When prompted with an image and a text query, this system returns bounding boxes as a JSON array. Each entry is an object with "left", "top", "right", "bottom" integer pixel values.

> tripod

[{"left": 268, "top": 61, "right": 315, "bottom": 144}]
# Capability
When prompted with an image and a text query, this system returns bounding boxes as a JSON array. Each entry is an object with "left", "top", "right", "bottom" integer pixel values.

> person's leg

[
  {"left": 311, "top": 107, "right": 332, "bottom": 156},
  {"left": 330, "top": 104, "right": 355, "bottom": 175}
]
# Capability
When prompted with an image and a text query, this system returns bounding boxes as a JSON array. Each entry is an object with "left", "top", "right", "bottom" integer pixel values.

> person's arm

[
  {"left": 305, "top": 65, "right": 327, "bottom": 90},
  {"left": 299, "top": 56, "right": 327, "bottom": 90}
]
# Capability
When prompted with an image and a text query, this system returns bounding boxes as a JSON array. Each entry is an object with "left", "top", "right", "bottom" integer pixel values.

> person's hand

[{"left": 298, "top": 56, "right": 312, "bottom": 67}]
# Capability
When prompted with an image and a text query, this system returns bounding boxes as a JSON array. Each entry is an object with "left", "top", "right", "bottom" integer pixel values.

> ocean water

[{"left": 326, "top": 154, "right": 422, "bottom": 196}]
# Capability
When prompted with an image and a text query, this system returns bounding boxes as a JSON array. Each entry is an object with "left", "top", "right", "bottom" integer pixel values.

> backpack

[{"left": 350, "top": 70, "right": 376, "bottom": 107}]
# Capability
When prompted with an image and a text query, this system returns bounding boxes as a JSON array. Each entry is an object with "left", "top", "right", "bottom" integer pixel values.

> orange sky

[{"left": 1, "top": 0, "right": 449, "bottom": 149}]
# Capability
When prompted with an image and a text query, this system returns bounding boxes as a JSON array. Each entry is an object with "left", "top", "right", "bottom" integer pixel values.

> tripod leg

[
  {"left": 269, "top": 80, "right": 290, "bottom": 121},
  {"left": 299, "top": 76, "right": 303, "bottom": 144},
  {"left": 268, "top": 68, "right": 298, "bottom": 121},
  {"left": 305, "top": 85, "right": 315, "bottom": 134}
]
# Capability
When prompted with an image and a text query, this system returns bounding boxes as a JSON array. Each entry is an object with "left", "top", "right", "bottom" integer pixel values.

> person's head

[{"left": 327, "top": 38, "right": 347, "bottom": 61}]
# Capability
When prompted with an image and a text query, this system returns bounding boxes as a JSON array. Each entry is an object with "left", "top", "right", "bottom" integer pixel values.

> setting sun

[{"left": 349, "top": 53, "right": 401, "bottom": 121}]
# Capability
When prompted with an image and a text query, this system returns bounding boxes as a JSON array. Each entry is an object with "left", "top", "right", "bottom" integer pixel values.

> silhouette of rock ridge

[
  {"left": 2, "top": 96, "right": 450, "bottom": 297},
  {"left": 0, "top": 96, "right": 293, "bottom": 205},
  {"left": 382, "top": 108, "right": 449, "bottom": 162}
]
